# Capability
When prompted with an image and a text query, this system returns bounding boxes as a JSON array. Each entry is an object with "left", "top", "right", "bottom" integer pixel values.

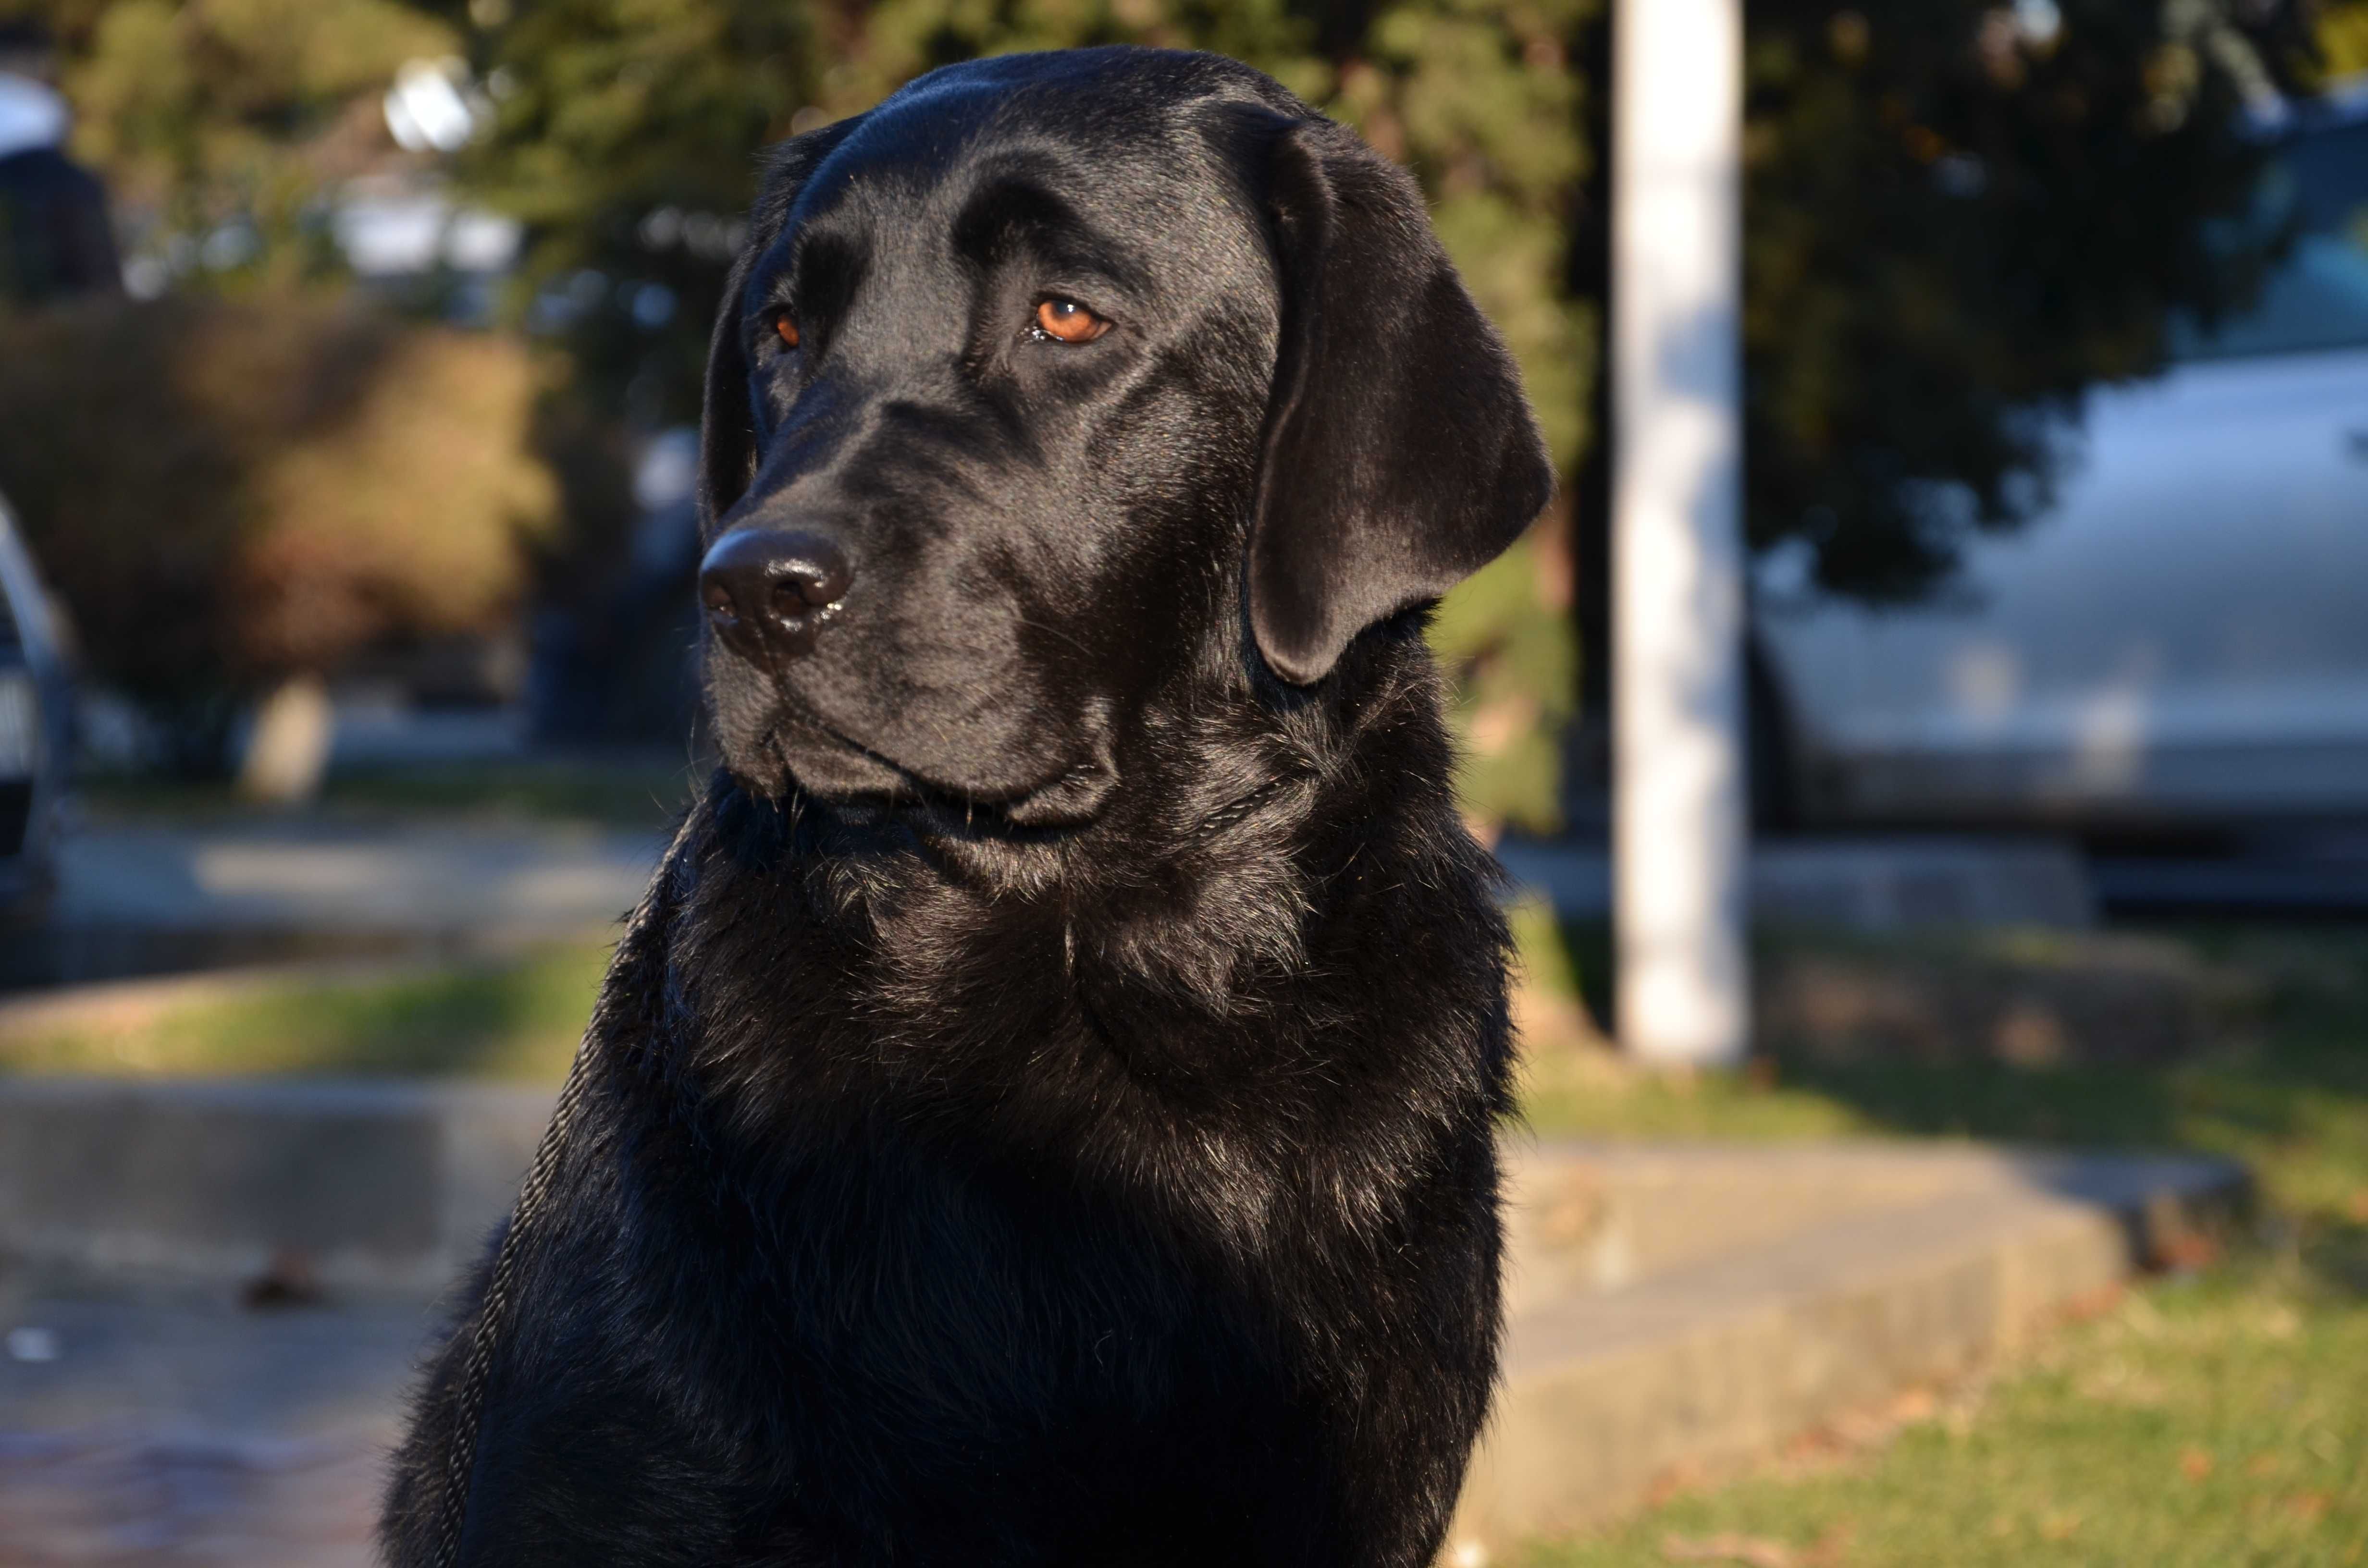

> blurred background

[{"left": 0, "top": 1, "right": 2365, "bottom": 1564}]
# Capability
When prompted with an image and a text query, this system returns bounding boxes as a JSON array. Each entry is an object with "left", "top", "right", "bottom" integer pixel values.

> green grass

[
  {"left": 321, "top": 756, "right": 701, "bottom": 827},
  {"left": 1515, "top": 919, "right": 2368, "bottom": 1566},
  {"left": 1526, "top": 1256, "right": 2368, "bottom": 1567},
  {"left": 0, "top": 943, "right": 610, "bottom": 1080}
]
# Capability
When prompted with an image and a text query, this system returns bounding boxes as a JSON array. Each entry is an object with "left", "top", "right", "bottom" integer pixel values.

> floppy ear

[
  {"left": 699, "top": 117, "right": 866, "bottom": 533},
  {"left": 1247, "top": 117, "right": 1555, "bottom": 685}
]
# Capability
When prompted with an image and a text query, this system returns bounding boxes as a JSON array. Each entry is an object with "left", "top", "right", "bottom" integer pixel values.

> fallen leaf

[
  {"left": 1663, "top": 1534, "right": 1797, "bottom": 1568},
  {"left": 240, "top": 1247, "right": 324, "bottom": 1311},
  {"left": 2180, "top": 1447, "right": 2215, "bottom": 1481},
  {"left": 1645, "top": 1460, "right": 1707, "bottom": 1508},
  {"left": 2154, "top": 1230, "right": 2221, "bottom": 1272},
  {"left": 1803, "top": 1522, "right": 1854, "bottom": 1566},
  {"left": 2290, "top": 1492, "right": 2332, "bottom": 1524},
  {"left": 1889, "top": 1387, "right": 1937, "bottom": 1423},
  {"left": 2060, "top": 1282, "right": 2125, "bottom": 1323},
  {"left": 2343, "top": 1188, "right": 2368, "bottom": 1224}
]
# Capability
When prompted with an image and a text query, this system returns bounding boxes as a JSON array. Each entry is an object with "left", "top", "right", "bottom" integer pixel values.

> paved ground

[
  {"left": 0, "top": 1097, "right": 2240, "bottom": 1561},
  {"left": 53, "top": 821, "right": 664, "bottom": 940},
  {"left": 1492, "top": 834, "right": 2094, "bottom": 931},
  {"left": 0, "top": 1266, "right": 434, "bottom": 1566},
  {"left": 6, "top": 820, "right": 667, "bottom": 990}
]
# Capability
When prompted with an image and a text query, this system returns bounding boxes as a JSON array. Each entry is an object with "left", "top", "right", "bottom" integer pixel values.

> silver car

[
  {"left": 0, "top": 489, "right": 69, "bottom": 926},
  {"left": 1758, "top": 87, "right": 2368, "bottom": 832}
]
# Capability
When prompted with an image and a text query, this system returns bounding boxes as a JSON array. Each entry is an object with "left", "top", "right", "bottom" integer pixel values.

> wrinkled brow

[
  {"left": 756, "top": 228, "right": 867, "bottom": 327},
  {"left": 949, "top": 168, "right": 1152, "bottom": 290}
]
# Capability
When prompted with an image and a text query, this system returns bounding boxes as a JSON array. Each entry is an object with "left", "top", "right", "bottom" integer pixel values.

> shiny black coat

[{"left": 386, "top": 46, "right": 1550, "bottom": 1568}]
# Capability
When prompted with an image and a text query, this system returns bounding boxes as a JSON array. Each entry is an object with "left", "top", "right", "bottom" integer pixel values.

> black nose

[{"left": 698, "top": 528, "right": 853, "bottom": 663}]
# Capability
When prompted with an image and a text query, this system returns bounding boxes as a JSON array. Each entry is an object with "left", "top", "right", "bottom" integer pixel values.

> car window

[{"left": 2169, "top": 117, "right": 2368, "bottom": 361}]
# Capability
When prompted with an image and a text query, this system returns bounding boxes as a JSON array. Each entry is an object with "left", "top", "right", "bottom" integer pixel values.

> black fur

[{"left": 385, "top": 46, "right": 1551, "bottom": 1568}]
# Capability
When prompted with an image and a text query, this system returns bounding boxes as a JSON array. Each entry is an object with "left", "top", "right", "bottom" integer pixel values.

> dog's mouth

[{"left": 754, "top": 703, "right": 1119, "bottom": 834}]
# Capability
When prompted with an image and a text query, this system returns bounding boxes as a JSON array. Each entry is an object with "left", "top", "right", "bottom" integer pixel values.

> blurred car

[
  {"left": 0, "top": 487, "right": 69, "bottom": 925},
  {"left": 1757, "top": 83, "right": 2368, "bottom": 834}
]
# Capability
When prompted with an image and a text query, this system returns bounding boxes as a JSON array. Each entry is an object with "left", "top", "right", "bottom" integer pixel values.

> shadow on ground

[{"left": 1530, "top": 919, "right": 2368, "bottom": 1302}]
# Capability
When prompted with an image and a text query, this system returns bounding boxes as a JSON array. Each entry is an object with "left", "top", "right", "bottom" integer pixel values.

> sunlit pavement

[
  {"left": 6, "top": 820, "right": 669, "bottom": 991},
  {"left": 53, "top": 821, "right": 665, "bottom": 939},
  {"left": 0, "top": 1267, "right": 432, "bottom": 1566}
]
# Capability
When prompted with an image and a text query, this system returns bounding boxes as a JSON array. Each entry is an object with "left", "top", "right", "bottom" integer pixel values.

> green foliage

[
  {"left": 1739, "top": 0, "right": 2318, "bottom": 601},
  {"left": 0, "top": 941, "right": 609, "bottom": 1079},
  {"left": 6, "top": 0, "right": 461, "bottom": 282},
  {"left": 1431, "top": 529, "right": 1578, "bottom": 832},
  {"left": 2324, "top": 0, "right": 2368, "bottom": 75},
  {"left": 0, "top": 296, "right": 556, "bottom": 754}
]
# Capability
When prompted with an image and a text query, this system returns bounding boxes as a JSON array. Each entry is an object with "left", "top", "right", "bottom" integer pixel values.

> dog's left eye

[{"left": 1033, "top": 297, "right": 1110, "bottom": 344}]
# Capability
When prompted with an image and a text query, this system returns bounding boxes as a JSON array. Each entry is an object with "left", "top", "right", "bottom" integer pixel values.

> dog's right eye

[
  {"left": 771, "top": 312, "right": 800, "bottom": 351},
  {"left": 1033, "top": 297, "right": 1110, "bottom": 344}
]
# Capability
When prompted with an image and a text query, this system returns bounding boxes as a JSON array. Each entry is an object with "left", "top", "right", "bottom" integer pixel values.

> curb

[
  {"left": 0, "top": 1080, "right": 2245, "bottom": 1550},
  {"left": 0, "top": 1078, "right": 553, "bottom": 1290},
  {"left": 1447, "top": 1141, "right": 2246, "bottom": 1556}
]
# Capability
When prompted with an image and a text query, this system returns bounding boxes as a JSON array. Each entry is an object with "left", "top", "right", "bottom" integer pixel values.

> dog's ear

[
  {"left": 1246, "top": 117, "right": 1554, "bottom": 685},
  {"left": 699, "top": 116, "right": 865, "bottom": 532}
]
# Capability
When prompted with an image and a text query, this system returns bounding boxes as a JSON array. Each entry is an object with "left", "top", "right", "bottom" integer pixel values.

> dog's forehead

[{"left": 774, "top": 50, "right": 1285, "bottom": 251}]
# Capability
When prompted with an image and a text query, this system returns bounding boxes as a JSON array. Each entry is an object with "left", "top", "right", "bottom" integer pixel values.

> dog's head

[{"left": 698, "top": 48, "right": 1550, "bottom": 825}]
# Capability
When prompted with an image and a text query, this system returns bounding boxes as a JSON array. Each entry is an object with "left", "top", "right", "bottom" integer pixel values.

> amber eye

[
  {"left": 1035, "top": 297, "right": 1110, "bottom": 344},
  {"left": 774, "top": 313, "right": 799, "bottom": 350}
]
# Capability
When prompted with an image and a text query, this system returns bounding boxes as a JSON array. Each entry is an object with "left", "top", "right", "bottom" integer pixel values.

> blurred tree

[
  {"left": 0, "top": 297, "right": 556, "bottom": 771},
  {"left": 0, "top": 2, "right": 566, "bottom": 781},
  {"left": 1572, "top": 0, "right": 2324, "bottom": 821},
  {"left": 2322, "top": 0, "right": 2368, "bottom": 73},
  {"left": 1734, "top": 0, "right": 2318, "bottom": 604},
  {"left": 2, "top": 0, "right": 460, "bottom": 287}
]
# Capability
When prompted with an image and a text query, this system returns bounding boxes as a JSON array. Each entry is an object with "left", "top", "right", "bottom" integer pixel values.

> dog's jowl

[{"left": 385, "top": 46, "right": 1551, "bottom": 1568}]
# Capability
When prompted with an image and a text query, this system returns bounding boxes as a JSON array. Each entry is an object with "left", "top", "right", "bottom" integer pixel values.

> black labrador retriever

[{"left": 385, "top": 45, "right": 1550, "bottom": 1568}]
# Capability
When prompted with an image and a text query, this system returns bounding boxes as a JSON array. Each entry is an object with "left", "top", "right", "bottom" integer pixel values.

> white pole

[{"left": 1611, "top": 0, "right": 1751, "bottom": 1067}]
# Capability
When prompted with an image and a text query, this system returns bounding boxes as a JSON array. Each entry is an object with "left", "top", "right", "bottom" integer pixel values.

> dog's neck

[
  {"left": 633, "top": 623, "right": 1504, "bottom": 1242},
  {"left": 679, "top": 623, "right": 1465, "bottom": 1020}
]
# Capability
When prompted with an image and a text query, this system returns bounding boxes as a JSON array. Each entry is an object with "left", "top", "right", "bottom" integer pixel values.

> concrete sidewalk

[
  {"left": 0, "top": 1079, "right": 2242, "bottom": 1563},
  {"left": 0, "top": 1271, "right": 426, "bottom": 1568},
  {"left": 1447, "top": 1141, "right": 2239, "bottom": 1556},
  {"left": 7, "top": 819, "right": 668, "bottom": 991},
  {"left": 54, "top": 820, "right": 665, "bottom": 940},
  {"left": 1493, "top": 833, "right": 2095, "bottom": 932}
]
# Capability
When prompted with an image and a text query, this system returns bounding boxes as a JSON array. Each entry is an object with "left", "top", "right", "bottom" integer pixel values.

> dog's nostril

[
  {"left": 775, "top": 554, "right": 849, "bottom": 610},
  {"left": 698, "top": 528, "right": 854, "bottom": 659}
]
